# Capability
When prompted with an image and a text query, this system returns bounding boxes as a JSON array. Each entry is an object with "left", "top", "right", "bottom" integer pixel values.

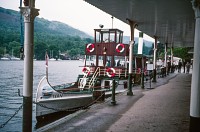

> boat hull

[
  {"left": 35, "top": 76, "right": 126, "bottom": 120},
  {"left": 36, "top": 94, "right": 94, "bottom": 119}
]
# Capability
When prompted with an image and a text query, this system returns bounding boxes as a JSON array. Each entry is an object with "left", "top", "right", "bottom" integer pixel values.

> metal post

[
  {"left": 20, "top": 1, "right": 39, "bottom": 131},
  {"left": 141, "top": 56, "right": 144, "bottom": 89},
  {"left": 152, "top": 36, "right": 157, "bottom": 82},
  {"left": 164, "top": 43, "right": 168, "bottom": 76},
  {"left": 170, "top": 34, "right": 174, "bottom": 73},
  {"left": 127, "top": 41, "right": 134, "bottom": 95},
  {"left": 111, "top": 79, "right": 116, "bottom": 105},
  {"left": 190, "top": 1, "right": 200, "bottom": 131},
  {"left": 111, "top": 16, "right": 114, "bottom": 29},
  {"left": 171, "top": 46, "right": 173, "bottom": 73},
  {"left": 126, "top": 19, "right": 137, "bottom": 96},
  {"left": 138, "top": 32, "right": 144, "bottom": 88}
]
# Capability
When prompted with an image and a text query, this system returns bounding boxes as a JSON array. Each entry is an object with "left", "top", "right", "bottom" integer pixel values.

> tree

[
  {"left": 173, "top": 47, "right": 193, "bottom": 60},
  {"left": 34, "top": 42, "right": 48, "bottom": 60}
]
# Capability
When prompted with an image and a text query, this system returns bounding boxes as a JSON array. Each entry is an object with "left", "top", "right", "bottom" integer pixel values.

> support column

[
  {"left": 152, "top": 36, "right": 157, "bottom": 82},
  {"left": 171, "top": 46, "right": 174, "bottom": 73},
  {"left": 20, "top": 1, "right": 39, "bottom": 131},
  {"left": 190, "top": 1, "right": 200, "bottom": 131},
  {"left": 170, "top": 34, "right": 174, "bottom": 73},
  {"left": 138, "top": 32, "right": 144, "bottom": 88},
  {"left": 138, "top": 32, "right": 143, "bottom": 54},
  {"left": 126, "top": 19, "right": 137, "bottom": 96},
  {"left": 127, "top": 40, "right": 134, "bottom": 95},
  {"left": 164, "top": 43, "right": 168, "bottom": 76}
]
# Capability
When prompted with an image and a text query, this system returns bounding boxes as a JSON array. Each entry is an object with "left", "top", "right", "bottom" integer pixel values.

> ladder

[{"left": 88, "top": 67, "right": 100, "bottom": 89}]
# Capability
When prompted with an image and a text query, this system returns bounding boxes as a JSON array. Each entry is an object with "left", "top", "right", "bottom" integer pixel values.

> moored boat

[{"left": 35, "top": 28, "right": 130, "bottom": 121}]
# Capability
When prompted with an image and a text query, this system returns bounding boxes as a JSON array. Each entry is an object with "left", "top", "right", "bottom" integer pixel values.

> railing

[
  {"left": 78, "top": 73, "right": 88, "bottom": 89},
  {"left": 88, "top": 67, "right": 100, "bottom": 89}
]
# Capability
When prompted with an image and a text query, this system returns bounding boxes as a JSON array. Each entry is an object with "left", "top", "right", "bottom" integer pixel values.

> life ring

[
  {"left": 86, "top": 43, "right": 95, "bottom": 53},
  {"left": 106, "top": 68, "right": 116, "bottom": 77},
  {"left": 82, "top": 67, "right": 90, "bottom": 76},
  {"left": 116, "top": 43, "right": 125, "bottom": 53},
  {"left": 137, "top": 68, "right": 141, "bottom": 74}
]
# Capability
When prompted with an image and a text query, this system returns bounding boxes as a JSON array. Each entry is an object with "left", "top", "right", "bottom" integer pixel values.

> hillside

[
  {"left": 0, "top": 7, "right": 93, "bottom": 60},
  {"left": 0, "top": 7, "right": 91, "bottom": 38}
]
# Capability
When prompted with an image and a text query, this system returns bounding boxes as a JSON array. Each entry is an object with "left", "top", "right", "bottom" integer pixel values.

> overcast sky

[{"left": 0, "top": 0, "right": 154, "bottom": 41}]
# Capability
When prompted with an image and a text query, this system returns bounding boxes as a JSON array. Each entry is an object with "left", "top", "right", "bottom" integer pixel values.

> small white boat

[
  {"left": 49, "top": 58, "right": 56, "bottom": 61},
  {"left": 0, "top": 57, "right": 10, "bottom": 61},
  {"left": 10, "top": 57, "right": 20, "bottom": 61}
]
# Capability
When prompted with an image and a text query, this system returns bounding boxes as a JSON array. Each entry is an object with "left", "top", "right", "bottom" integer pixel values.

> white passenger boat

[{"left": 35, "top": 28, "right": 130, "bottom": 121}]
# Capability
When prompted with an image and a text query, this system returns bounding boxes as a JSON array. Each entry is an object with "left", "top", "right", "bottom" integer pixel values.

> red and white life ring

[
  {"left": 82, "top": 67, "right": 90, "bottom": 76},
  {"left": 137, "top": 68, "right": 141, "bottom": 74},
  {"left": 106, "top": 68, "right": 116, "bottom": 77},
  {"left": 116, "top": 43, "right": 125, "bottom": 53},
  {"left": 86, "top": 43, "right": 95, "bottom": 53}
]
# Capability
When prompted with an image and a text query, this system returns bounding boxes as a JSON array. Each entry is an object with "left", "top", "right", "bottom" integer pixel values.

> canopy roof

[{"left": 85, "top": 0, "right": 195, "bottom": 47}]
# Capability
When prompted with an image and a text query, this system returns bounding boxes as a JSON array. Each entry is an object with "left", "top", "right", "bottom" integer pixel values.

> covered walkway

[{"left": 37, "top": 73, "right": 191, "bottom": 132}]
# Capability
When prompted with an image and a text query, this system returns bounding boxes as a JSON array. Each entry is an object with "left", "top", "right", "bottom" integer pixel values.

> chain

[
  {"left": 0, "top": 88, "right": 127, "bottom": 129},
  {"left": 33, "top": 80, "right": 120, "bottom": 112},
  {"left": 33, "top": 85, "right": 129, "bottom": 114},
  {"left": 0, "top": 104, "right": 23, "bottom": 129}
]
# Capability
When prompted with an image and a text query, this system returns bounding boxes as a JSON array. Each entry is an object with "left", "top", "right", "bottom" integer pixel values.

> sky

[{"left": 0, "top": 0, "right": 154, "bottom": 41}]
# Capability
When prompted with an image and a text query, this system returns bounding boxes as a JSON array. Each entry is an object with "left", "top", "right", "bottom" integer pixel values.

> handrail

[
  {"left": 88, "top": 67, "right": 100, "bottom": 89},
  {"left": 78, "top": 73, "right": 88, "bottom": 89}
]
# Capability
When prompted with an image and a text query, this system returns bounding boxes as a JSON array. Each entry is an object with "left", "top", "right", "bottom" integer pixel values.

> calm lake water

[{"left": 0, "top": 60, "right": 83, "bottom": 131}]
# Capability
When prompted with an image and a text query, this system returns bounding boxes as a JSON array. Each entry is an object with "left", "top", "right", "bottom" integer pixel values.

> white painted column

[
  {"left": 138, "top": 32, "right": 143, "bottom": 54},
  {"left": 171, "top": 46, "right": 173, "bottom": 73},
  {"left": 129, "top": 41, "right": 134, "bottom": 74},
  {"left": 190, "top": 1, "right": 200, "bottom": 131},
  {"left": 127, "top": 40, "right": 134, "bottom": 95},
  {"left": 152, "top": 36, "right": 157, "bottom": 82},
  {"left": 20, "top": 1, "right": 39, "bottom": 131},
  {"left": 164, "top": 43, "right": 167, "bottom": 67},
  {"left": 164, "top": 43, "right": 168, "bottom": 77},
  {"left": 126, "top": 19, "right": 137, "bottom": 96}
]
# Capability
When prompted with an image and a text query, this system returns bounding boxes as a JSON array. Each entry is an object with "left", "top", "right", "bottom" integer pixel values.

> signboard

[{"left": 147, "top": 64, "right": 153, "bottom": 70}]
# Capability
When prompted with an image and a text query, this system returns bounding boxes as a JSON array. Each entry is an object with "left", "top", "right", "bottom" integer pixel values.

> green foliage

[
  {"left": 157, "top": 44, "right": 193, "bottom": 61},
  {"left": 173, "top": 47, "right": 193, "bottom": 60},
  {"left": 0, "top": 7, "right": 93, "bottom": 60}
]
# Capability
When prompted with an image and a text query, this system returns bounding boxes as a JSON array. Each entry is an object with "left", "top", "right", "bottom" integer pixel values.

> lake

[{"left": 0, "top": 60, "right": 83, "bottom": 131}]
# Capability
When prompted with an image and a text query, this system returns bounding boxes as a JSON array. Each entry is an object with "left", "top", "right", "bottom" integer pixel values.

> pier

[
  {"left": 37, "top": 72, "right": 191, "bottom": 132},
  {"left": 18, "top": 0, "right": 199, "bottom": 131}
]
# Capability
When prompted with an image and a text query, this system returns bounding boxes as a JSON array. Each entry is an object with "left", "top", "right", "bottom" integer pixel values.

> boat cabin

[{"left": 84, "top": 28, "right": 129, "bottom": 78}]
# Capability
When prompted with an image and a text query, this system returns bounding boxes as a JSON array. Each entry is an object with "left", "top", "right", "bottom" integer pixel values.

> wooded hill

[
  {"left": 0, "top": 7, "right": 93, "bottom": 60},
  {"left": 0, "top": 7, "right": 192, "bottom": 61}
]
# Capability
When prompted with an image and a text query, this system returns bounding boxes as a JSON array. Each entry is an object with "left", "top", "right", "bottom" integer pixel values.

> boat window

[
  {"left": 106, "top": 56, "right": 112, "bottom": 67},
  {"left": 116, "top": 31, "right": 120, "bottom": 43},
  {"left": 114, "top": 56, "right": 126, "bottom": 67},
  {"left": 95, "top": 32, "right": 101, "bottom": 43},
  {"left": 86, "top": 55, "right": 96, "bottom": 66},
  {"left": 103, "top": 33, "right": 109, "bottom": 43},
  {"left": 109, "top": 34, "right": 115, "bottom": 43},
  {"left": 98, "top": 56, "right": 103, "bottom": 66}
]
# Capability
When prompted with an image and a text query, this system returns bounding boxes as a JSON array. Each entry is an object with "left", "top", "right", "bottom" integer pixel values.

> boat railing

[
  {"left": 78, "top": 73, "right": 88, "bottom": 89},
  {"left": 97, "top": 67, "right": 128, "bottom": 78},
  {"left": 88, "top": 67, "right": 100, "bottom": 89},
  {"left": 84, "top": 66, "right": 130, "bottom": 78},
  {"left": 88, "top": 66, "right": 147, "bottom": 78}
]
